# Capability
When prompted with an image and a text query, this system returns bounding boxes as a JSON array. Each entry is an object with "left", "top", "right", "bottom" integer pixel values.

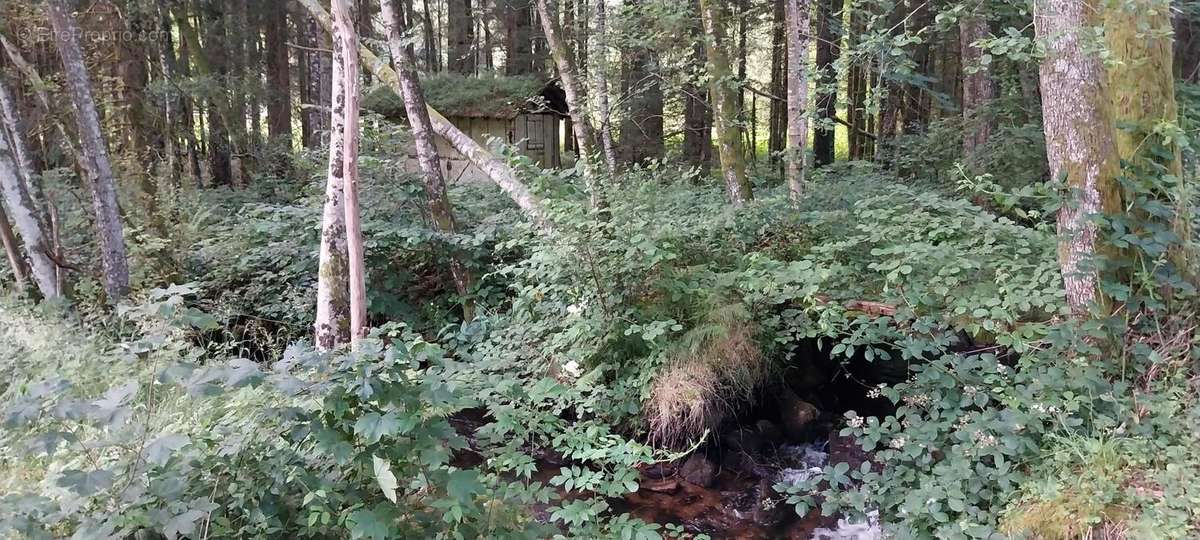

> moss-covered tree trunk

[
  {"left": 1034, "top": 0, "right": 1122, "bottom": 316},
  {"left": 699, "top": 0, "right": 753, "bottom": 206},
  {"left": 1105, "top": 0, "right": 1189, "bottom": 275},
  {"left": 315, "top": 2, "right": 352, "bottom": 351},
  {"left": 382, "top": 0, "right": 477, "bottom": 321},
  {"left": 334, "top": 0, "right": 368, "bottom": 347},
  {"left": 784, "top": 0, "right": 811, "bottom": 202}
]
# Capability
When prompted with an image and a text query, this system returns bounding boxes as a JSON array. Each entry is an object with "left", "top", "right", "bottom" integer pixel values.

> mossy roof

[{"left": 363, "top": 73, "right": 565, "bottom": 120}]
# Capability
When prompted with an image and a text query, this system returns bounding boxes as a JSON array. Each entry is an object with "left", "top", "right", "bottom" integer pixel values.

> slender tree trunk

[
  {"left": 590, "top": 0, "right": 618, "bottom": 171},
  {"left": 422, "top": 0, "right": 442, "bottom": 71},
  {"left": 0, "top": 142, "right": 56, "bottom": 298},
  {"left": 847, "top": 3, "right": 867, "bottom": 160},
  {"left": 785, "top": 0, "right": 810, "bottom": 202},
  {"left": 333, "top": 0, "right": 368, "bottom": 347},
  {"left": 315, "top": 0, "right": 352, "bottom": 350},
  {"left": 768, "top": 0, "right": 787, "bottom": 168},
  {"left": 617, "top": 0, "right": 665, "bottom": 165},
  {"left": 699, "top": 0, "right": 752, "bottom": 205},
  {"left": 1034, "top": 0, "right": 1122, "bottom": 316},
  {"left": 383, "top": 0, "right": 477, "bottom": 320},
  {"left": 0, "top": 202, "right": 28, "bottom": 292},
  {"left": 812, "top": 0, "right": 842, "bottom": 166},
  {"left": 903, "top": 0, "right": 931, "bottom": 131},
  {"left": 47, "top": 0, "right": 130, "bottom": 300},
  {"left": 536, "top": 0, "right": 604, "bottom": 202},
  {"left": 682, "top": 24, "right": 713, "bottom": 171},
  {"left": 960, "top": 5, "right": 995, "bottom": 157}
]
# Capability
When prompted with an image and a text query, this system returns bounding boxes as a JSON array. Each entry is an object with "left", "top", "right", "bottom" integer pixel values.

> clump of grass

[{"left": 645, "top": 301, "right": 768, "bottom": 448}]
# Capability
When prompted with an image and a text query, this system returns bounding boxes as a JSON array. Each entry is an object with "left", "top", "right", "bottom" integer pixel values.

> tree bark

[
  {"left": 333, "top": 0, "right": 369, "bottom": 347},
  {"left": 699, "top": 0, "right": 752, "bottom": 205},
  {"left": 500, "top": 0, "right": 536, "bottom": 74},
  {"left": 382, "top": 0, "right": 477, "bottom": 321},
  {"left": 1034, "top": 0, "right": 1122, "bottom": 316},
  {"left": 265, "top": 4, "right": 293, "bottom": 144},
  {"left": 960, "top": 6, "right": 995, "bottom": 157},
  {"left": 590, "top": 0, "right": 618, "bottom": 171},
  {"left": 812, "top": 0, "right": 842, "bottom": 166},
  {"left": 683, "top": 22, "right": 713, "bottom": 171},
  {"left": 785, "top": 0, "right": 810, "bottom": 202},
  {"left": 536, "top": 0, "right": 604, "bottom": 202},
  {"left": 0, "top": 141, "right": 57, "bottom": 299},
  {"left": 768, "top": 0, "right": 787, "bottom": 168},
  {"left": 315, "top": 0, "right": 352, "bottom": 351},
  {"left": 617, "top": 0, "right": 665, "bottom": 166},
  {"left": 47, "top": 0, "right": 129, "bottom": 301}
]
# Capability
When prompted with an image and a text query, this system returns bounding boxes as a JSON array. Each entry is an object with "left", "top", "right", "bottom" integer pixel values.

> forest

[{"left": 0, "top": 0, "right": 1198, "bottom": 538}]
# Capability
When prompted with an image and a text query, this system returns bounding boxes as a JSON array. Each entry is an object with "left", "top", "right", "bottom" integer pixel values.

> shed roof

[{"left": 363, "top": 74, "right": 568, "bottom": 121}]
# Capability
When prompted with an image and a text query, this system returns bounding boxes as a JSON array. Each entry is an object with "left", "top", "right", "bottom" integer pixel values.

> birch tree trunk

[
  {"left": 784, "top": 0, "right": 811, "bottom": 202},
  {"left": 590, "top": 0, "right": 618, "bottom": 172},
  {"left": 0, "top": 141, "right": 58, "bottom": 299},
  {"left": 382, "top": 0, "right": 477, "bottom": 321},
  {"left": 536, "top": 0, "right": 605, "bottom": 203},
  {"left": 47, "top": 0, "right": 129, "bottom": 301},
  {"left": 334, "top": 0, "right": 369, "bottom": 347},
  {"left": 699, "top": 0, "right": 753, "bottom": 206},
  {"left": 1033, "top": 0, "right": 1122, "bottom": 316},
  {"left": 300, "top": 0, "right": 546, "bottom": 222},
  {"left": 315, "top": 5, "right": 352, "bottom": 351}
]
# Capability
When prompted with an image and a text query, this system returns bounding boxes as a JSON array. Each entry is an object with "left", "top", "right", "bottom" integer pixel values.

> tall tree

[
  {"left": 334, "top": 0, "right": 368, "bottom": 346},
  {"left": 265, "top": 3, "right": 293, "bottom": 145},
  {"left": 47, "top": 0, "right": 129, "bottom": 300},
  {"left": 682, "top": 27, "right": 713, "bottom": 170},
  {"left": 812, "top": 0, "right": 842, "bottom": 166},
  {"left": 784, "top": 0, "right": 810, "bottom": 201},
  {"left": 590, "top": 0, "right": 618, "bottom": 171},
  {"left": 960, "top": 2, "right": 995, "bottom": 157},
  {"left": 382, "top": 0, "right": 476, "bottom": 320},
  {"left": 617, "top": 0, "right": 665, "bottom": 165},
  {"left": 500, "top": 0, "right": 536, "bottom": 74},
  {"left": 699, "top": 0, "right": 752, "bottom": 205},
  {"left": 449, "top": 0, "right": 477, "bottom": 73},
  {"left": 0, "top": 203, "right": 27, "bottom": 292},
  {"left": 0, "top": 139, "right": 57, "bottom": 299},
  {"left": 536, "top": 0, "right": 605, "bottom": 202},
  {"left": 315, "top": 0, "right": 353, "bottom": 350},
  {"left": 768, "top": 0, "right": 787, "bottom": 168},
  {"left": 1033, "top": 0, "right": 1121, "bottom": 316}
]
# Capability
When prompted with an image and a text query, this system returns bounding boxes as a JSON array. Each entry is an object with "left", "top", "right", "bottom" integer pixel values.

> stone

[
  {"left": 678, "top": 453, "right": 717, "bottom": 487},
  {"left": 778, "top": 388, "right": 820, "bottom": 441}
]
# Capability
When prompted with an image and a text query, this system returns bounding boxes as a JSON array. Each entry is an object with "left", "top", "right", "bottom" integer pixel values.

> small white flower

[
  {"left": 889, "top": 437, "right": 906, "bottom": 450},
  {"left": 561, "top": 360, "right": 582, "bottom": 378}
]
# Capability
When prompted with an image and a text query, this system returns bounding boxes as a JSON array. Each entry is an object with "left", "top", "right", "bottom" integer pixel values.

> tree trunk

[
  {"left": 500, "top": 0, "right": 536, "bottom": 74},
  {"left": 784, "top": 0, "right": 810, "bottom": 202},
  {"left": 903, "top": 0, "right": 932, "bottom": 131},
  {"left": 0, "top": 202, "right": 28, "bottom": 292},
  {"left": 333, "top": 0, "right": 368, "bottom": 347},
  {"left": 768, "top": 0, "right": 787, "bottom": 168},
  {"left": 1176, "top": 6, "right": 1199, "bottom": 82},
  {"left": 617, "top": 0, "right": 665, "bottom": 166},
  {"left": 536, "top": 0, "right": 604, "bottom": 201},
  {"left": 0, "top": 142, "right": 57, "bottom": 299},
  {"left": 448, "top": 0, "right": 477, "bottom": 73},
  {"left": 812, "top": 0, "right": 842, "bottom": 166},
  {"left": 590, "top": 0, "right": 618, "bottom": 171},
  {"left": 1034, "top": 0, "right": 1122, "bottom": 316},
  {"left": 315, "top": 0, "right": 352, "bottom": 351},
  {"left": 699, "top": 0, "right": 752, "bottom": 205},
  {"left": 682, "top": 29, "right": 713, "bottom": 171},
  {"left": 960, "top": 6, "right": 995, "bottom": 157},
  {"left": 47, "top": 0, "right": 130, "bottom": 301},
  {"left": 847, "top": 4, "right": 867, "bottom": 160},
  {"left": 382, "top": 0, "right": 476, "bottom": 321},
  {"left": 300, "top": 0, "right": 546, "bottom": 221},
  {"left": 265, "top": 4, "right": 293, "bottom": 144}
]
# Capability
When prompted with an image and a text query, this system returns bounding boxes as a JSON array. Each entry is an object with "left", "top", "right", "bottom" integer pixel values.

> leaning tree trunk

[
  {"left": 0, "top": 202, "right": 28, "bottom": 291},
  {"left": 1034, "top": 0, "right": 1122, "bottom": 317},
  {"left": 299, "top": 0, "right": 546, "bottom": 221},
  {"left": 536, "top": 0, "right": 605, "bottom": 202},
  {"left": 315, "top": 2, "right": 352, "bottom": 351},
  {"left": 960, "top": 5, "right": 995, "bottom": 157},
  {"left": 382, "top": 0, "right": 477, "bottom": 321},
  {"left": 46, "top": 0, "right": 129, "bottom": 301},
  {"left": 784, "top": 0, "right": 811, "bottom": 202},
  {"left": 0, "top": 143, "right": 57, "bottom": 299},
  {"left": 699, "top": 0, "right": 752, "bottom": 206},
  {"left": 334, "top": 0, "right": 368, "bottom": 347}
]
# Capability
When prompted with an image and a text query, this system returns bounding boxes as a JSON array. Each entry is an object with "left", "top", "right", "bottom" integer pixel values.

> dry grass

[{"left": 644, "top": 302, "right": 768, "bottom": 448}]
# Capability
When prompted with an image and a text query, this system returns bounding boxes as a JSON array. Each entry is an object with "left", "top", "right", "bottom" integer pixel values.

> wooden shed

[{"left": 364, "top": 75, "right": 569, "bottom": 183}]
